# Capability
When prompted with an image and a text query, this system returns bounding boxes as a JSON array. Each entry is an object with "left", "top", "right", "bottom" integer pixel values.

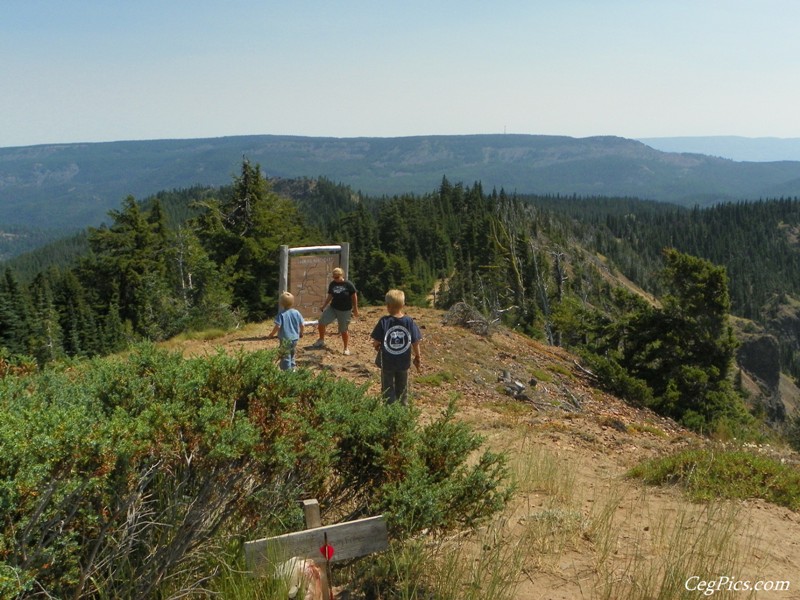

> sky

[{"left": 3, "top": 0, "right": 800, "bottom": 148}]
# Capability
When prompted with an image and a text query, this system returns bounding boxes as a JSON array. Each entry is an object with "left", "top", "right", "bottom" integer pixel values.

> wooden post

[
  {"left": 279, "top": 245, "right": 289, "bottom": 296},
  {"left": 339, "top": 242, "right": 350, "bottom": 280},
  {"left": 302, "top": 499, "right": 322, "bottom": 529},
  {"left": 244, "top": 499, "right": 392, "bottom": 599}
]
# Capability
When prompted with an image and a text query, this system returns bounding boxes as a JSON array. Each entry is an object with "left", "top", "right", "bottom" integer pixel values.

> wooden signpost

[
  {"left": 279, "top": 243, "right": 350, "bottom": 324},
  {"left": 245, "top": 499, "right": 388, "bottom": 598},
  {"left": 244, "top": 513, "right": 388, "bottom": 568}
]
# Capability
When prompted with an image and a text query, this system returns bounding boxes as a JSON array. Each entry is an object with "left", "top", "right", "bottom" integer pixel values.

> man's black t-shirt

[{"left": 328, "top": 279, "right": 357, "bottom": 311}]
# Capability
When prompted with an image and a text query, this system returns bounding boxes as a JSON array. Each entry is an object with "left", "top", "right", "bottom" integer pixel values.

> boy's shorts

[{"left": 319, "top": 306, "right": 352, "bottom": 332}]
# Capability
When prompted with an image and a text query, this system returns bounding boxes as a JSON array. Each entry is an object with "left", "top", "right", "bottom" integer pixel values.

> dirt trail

[{"left": 175, "top": 306, "right": 800, "bottom": 598}]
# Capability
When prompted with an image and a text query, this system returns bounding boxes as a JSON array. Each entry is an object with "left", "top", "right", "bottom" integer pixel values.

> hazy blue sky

[{"left": 2, "top": 0, "right": 799, "bottom": 148}]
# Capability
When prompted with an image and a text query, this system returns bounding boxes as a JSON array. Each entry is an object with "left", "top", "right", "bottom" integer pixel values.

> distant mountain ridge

[{"left": 3, "top": 133, "right": 800, "bottom": 230}]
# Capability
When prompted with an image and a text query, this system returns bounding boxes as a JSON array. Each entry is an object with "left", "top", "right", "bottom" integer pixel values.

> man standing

[{"left": 312, "top": 267, "right": 359, "bottom": 355}]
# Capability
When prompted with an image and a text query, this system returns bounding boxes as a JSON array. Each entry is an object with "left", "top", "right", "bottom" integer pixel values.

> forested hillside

[
  {"left": 526, "top": 195, "right": 800, "bottom": 382},
  {"left": 6, "top": 158, "right": 798, "bottom": 438},
  {"left": 5, "top": 134, "right": 800, "bottom": 233},
  {"left": 527, "top": 195, "right": 800, "bottom": 320},
  {"left": 0, "top": 226, "right": 73, "bottom": 262}
]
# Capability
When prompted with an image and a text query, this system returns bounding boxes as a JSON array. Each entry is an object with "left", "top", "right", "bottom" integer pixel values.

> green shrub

[
  {"left": 0, "top": 564, "right": 32, "bottom": 598},
  {"left": 628, "top": 447, "right": 800, "bottom": 510},
  {"left": 415, "top": 371, "right": 456, "bottom": 387},
  {"left": 378, "top": 402, "right": 513, "bottom": 535},
  {"left": 578, "top": 351, "right": 654, "bottom": 407},
  {"left": 0, "top": 344, "right": 509, "bottom": 598}
]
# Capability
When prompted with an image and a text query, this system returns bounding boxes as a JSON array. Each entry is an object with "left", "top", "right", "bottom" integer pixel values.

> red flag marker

[{"left": 320, "top": 543, "right": 335, "bottom": 561}]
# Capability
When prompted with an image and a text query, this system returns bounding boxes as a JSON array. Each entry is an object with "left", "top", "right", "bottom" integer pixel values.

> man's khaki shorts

[{"left": 320, "top": 306, "right": 353, "bottom": 332}]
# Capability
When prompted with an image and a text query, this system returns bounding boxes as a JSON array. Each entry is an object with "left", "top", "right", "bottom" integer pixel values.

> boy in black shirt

[{"left": 371, "top": 289, "right": 422, "bottom": 406}]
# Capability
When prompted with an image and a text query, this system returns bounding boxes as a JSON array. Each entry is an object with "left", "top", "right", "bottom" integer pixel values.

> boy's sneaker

[
  {"left": 343, "top": 349, "right": 351, "bottom": 356},
  {"left": 311, "top": 339, "right": 326, "bottom": 348}
]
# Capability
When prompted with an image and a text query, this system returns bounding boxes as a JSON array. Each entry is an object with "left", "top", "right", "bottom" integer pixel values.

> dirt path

[{"left": 174, "top": 306, "right": 800, "bottom": 598}]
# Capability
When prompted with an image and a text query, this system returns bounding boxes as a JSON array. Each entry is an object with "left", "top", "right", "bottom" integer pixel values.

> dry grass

[{"left": 381, "top": 428, "right": 774, "bottom": 600}]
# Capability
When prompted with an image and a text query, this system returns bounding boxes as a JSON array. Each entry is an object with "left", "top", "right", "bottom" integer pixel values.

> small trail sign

[{"left": 244, "top": 514, "right": 388, "bottom": 574}]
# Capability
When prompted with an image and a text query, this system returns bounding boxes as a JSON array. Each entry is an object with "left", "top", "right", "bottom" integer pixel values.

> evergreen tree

[
  {"left": 28, "top": 271, "right": 64, "bottom": 365},
  {"left": 653, "top": 249, "right": 740, "bottom": 428},
  {"left": 100, "top": 294, "right": 128, "bottom": 355},
  {"left": 0, "top": 268, "right": 33, "bottom": 356},
  {"left": 168, "top": 226, "right": 235, "bottom": 330},
  {"left": 339, "top": 203, "right": 379, "bottom": 291},
  {"left": 596, "top": 249, "right": 745, "bottom": 430},
  {"left": 54, "top": 270, "right": 101, "bottom": 357},
  {"left": 84, "top": 196, "right": 175, "bottom": 339},
  {"left": 195, "top": 159, "right": 310, "bottom": 321}
]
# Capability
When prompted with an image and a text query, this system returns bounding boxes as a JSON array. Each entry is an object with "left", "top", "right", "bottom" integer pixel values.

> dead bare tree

[
  {"left": 550, "top": 250, "right": 569, "bottom": 304},
  {"left": 489, "top": 216, "right": 526, "bottom": 309},
  {"left": 529, "top": 240, "right": 555, "bottom": 346},
  {"left": 550, "top": 250, "right": 570, "bottom": 347}
]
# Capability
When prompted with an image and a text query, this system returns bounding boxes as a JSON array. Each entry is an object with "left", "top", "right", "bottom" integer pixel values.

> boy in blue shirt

[
  {"left": 268, "top": 292, "right": 305, "bottom": 371},
  {"left": 371, "top": 289, "right": 422, "bottom": 406}
]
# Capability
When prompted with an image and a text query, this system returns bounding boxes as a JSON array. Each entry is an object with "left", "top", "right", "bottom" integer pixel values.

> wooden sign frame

[
  {"left": 278, "top": 243, "right": 350, "bottom": 324},
  {"left": 244, "top": 514, "right": 388, "bottom": 574}
]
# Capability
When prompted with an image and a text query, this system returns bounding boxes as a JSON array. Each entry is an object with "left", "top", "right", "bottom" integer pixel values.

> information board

[
  {"left": 288, "top": 253, "right": 341, "bottom": 319},
  {"left": 278, "top": 244, "right": 349, "bottom": 323}
]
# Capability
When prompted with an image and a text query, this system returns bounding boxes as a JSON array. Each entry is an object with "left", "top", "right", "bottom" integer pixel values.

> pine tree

[
  {"left": 0, "top": 268, "right": 33, "bottom": 356},
  {"left": 100, "top": 294, "right": 128, "bottom": 354},
  {"left": 55, "top": 270, "right": 101, "bottom": 357},
  {"left": 28, "top": 271, "right": 64, "bottom": 365},
  {"left": 168, "top": 226, "right": 234, "bottom": 330},
  {"left": 339, "top": 203, "right": 379, "bottom": 290},
  {"left": 614, "top": 249, "right": 744, "bottom": 429},
  {"left": 195, "top": 159, "right": 310, "bottom": 321},
  {"left": 84, "top": 196, "right": 176, "bottom": 339}
]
